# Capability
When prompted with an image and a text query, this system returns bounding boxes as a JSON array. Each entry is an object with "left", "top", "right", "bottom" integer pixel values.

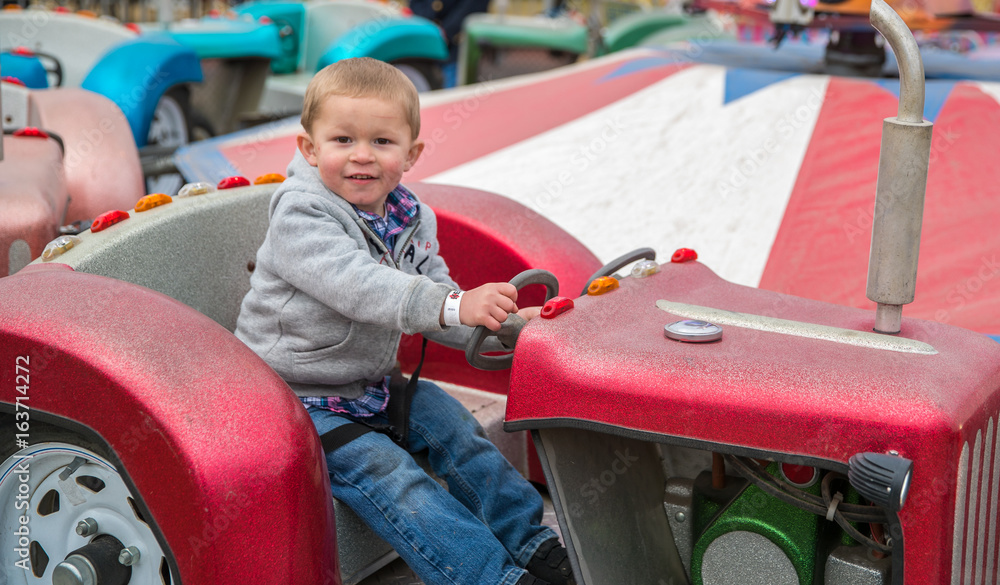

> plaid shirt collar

[{"left": 352, "top": 185, "right": 418, "bottom": 249}]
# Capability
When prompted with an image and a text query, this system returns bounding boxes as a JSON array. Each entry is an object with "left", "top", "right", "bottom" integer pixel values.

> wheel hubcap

[{"left": 0, "top": 443, "right": 174, "bottom": 584}]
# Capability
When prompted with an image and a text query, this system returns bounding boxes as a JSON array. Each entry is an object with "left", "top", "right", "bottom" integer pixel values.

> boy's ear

[
  {"left": 404, "top": 139, "right": 425, "bottom": 172},
  {"left": 297, "top": 131, "right": 319, "bottom": 166}
]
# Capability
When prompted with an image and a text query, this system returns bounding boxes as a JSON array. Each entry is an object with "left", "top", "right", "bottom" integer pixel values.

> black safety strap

[
  {"left": 319, "top": 338, "right": 428, "bottom": 453},
  {"left": 385, "top": 338, "right": 428, "bottom": 447},
  {"left": 319, "top": 422, "right": 375, "bottom": 453}
]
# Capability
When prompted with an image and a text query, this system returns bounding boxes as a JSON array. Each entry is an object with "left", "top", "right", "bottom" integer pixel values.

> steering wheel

[
  {"left": 34, "top": 50, "right": 63, "bottom": 88},
  {"left": 464, "top": 269, "right": 559, "bottom": 371},
  {"left": 580, "top": 247, "right": 655, "bottom": 296}
]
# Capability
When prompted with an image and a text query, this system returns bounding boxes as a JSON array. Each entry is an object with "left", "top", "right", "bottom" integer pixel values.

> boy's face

[{"left": 297, "top": 95, "right": 424, "bottom": 214}]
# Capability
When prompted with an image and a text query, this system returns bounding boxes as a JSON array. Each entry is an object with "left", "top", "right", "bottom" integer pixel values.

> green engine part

[
  {"left": 457, "top": 13, "right": 588, "bottom": 85},
  {"left": 689, "top": 463, "right": 860, "bottom": 585}
]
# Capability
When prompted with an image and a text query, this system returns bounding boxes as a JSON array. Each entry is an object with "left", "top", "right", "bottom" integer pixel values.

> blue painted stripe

[
  {"left": 598, "top": 55, "right": 685, "bottom": 83},
  {"left": 724, "top": 68, "right": 800, "bottom": 104},
  {"left": 988, "top": 335, "right": 1000, "bottom": 344},
  {"left": 174, "top": 116, "right": 300, "bottom": 183},
  {"left": 174, "top": 142, "right": 241, "bottom": 184},
  {"left": 871, "top": 79, "right": 956, "bottom": 123}
]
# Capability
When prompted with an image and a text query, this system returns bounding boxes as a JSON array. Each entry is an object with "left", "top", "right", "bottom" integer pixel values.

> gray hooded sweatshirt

[{"left": 235, "top": 151, "right": 487, "bottom": 400}]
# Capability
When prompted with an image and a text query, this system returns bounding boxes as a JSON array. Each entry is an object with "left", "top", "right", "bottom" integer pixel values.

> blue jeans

[{"left": 307, "top": 380, "right": 558, "bottom": 585}]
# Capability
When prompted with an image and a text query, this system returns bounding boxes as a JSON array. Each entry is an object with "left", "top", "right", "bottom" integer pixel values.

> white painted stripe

[
  {"left": 426, "top": 65, "right": 828, "bottom": 288},
  {"left": 970, "top": 81, "right": 1000, "bottom": 107},
  {"left": 955, "top": 442, "right": 969, "bottom": 585}
]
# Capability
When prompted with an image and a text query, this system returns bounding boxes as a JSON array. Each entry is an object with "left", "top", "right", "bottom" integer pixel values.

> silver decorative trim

[
  {"left": 953, "top": 443, "right": 969, "bottom": 585},
  {"left": 987, "top": 416, "right": 999, "bottom": 585},
  {"left": 964, "top": 431, "right": 983, "bottom": 584},
  {"left": 983, "top": 412, "right": 1000, "bottom": 585},
  {"left": 655, "top": 300, "right": 937, "bottom": 355},
  {"left": 976, "top": 419, "right": 993, "bottom": 585},
  {"left": 952, "top": 412, "right": 1000, "bottom": 585}
]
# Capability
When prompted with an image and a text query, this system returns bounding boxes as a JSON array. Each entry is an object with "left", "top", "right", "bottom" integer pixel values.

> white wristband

[{"left": 443, "top": 290, "right": 464, "bottom": 326}]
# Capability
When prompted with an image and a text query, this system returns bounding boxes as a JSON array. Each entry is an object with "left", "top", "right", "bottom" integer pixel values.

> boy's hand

[
  {"left": 461, "top": 283, "right": 518, "bottom": 331},
  {"left": 515, "top": 306, "right": 542, "bottom": 321}
]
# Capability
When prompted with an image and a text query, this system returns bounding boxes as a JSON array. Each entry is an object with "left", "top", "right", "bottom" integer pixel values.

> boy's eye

[
  {"left": 374, "top": 138, "right": 390, "bottom": 145},
  {"left": 335, "top": 137, "right": 351, "bottom": 144}
]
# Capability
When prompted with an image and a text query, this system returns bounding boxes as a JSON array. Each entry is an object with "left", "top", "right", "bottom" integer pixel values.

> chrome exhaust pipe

[{"left": 866, "top": 0, "right": 934, "bottom": 334}]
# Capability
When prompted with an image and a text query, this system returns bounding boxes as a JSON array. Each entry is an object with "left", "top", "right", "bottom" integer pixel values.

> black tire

[
  {"left": 0, "top": 416, "right": 110, "bottom": 461},
  {"left": 144, "top": 86, "right": 192, "bottom": 196},
  {"left": 391, "top": 60, "right": 445, "bottom": 92}
]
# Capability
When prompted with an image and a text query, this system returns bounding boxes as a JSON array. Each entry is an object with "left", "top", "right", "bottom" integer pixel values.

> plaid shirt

[{"left": 300, "top": 185, "right": 419, "bottom": 416}]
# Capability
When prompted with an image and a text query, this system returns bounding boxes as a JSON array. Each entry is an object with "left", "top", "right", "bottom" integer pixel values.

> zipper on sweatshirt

[
  {"left": 354, "top": 216, "right": 422, "bottom": 270},
  {"left": 393, "top": 219, "right": 421, "bottom": 265},
  {"left": 355, "top": 217, "right": 396, "bottom": 268}
]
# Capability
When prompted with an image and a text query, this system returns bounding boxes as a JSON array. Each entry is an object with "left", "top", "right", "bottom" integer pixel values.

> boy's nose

[{"left": 350, "top": 144, "right": 374, "bottom": 163}]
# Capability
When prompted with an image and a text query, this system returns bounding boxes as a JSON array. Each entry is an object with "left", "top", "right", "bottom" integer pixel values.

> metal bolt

[
  {"left": 118, "top": 546, "right": 140, "bottom": 566},
  {"left": 75, "top": 518, "right": 99, "bottom": 537},
  {"left": 675, "top": 512, "right": 686, "bottom": 523}
]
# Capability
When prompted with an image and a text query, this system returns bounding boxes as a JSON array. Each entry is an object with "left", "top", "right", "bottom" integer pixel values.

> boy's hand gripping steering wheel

[{"left": 464, "top": 269, "right": 559, "bottom": 371}]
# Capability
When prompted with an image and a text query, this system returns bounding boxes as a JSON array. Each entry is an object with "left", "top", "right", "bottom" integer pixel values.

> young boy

[{"left": 234, "top": 58, "right": 573, "bottom": 585}]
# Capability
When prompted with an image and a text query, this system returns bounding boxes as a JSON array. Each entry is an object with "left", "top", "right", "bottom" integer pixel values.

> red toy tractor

[{"left": 2, "top": 1, "right": 998, "bottom": 584}]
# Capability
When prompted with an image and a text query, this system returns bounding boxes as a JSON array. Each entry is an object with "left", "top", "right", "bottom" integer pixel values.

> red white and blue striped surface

[{"left": 175, "top": 47, "right": 1000, "bottom": 338}]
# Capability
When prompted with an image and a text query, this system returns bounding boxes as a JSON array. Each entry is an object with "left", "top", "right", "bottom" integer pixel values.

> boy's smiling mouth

[{"left": 347, "top": 174, "right": 376, "bottom": 181}]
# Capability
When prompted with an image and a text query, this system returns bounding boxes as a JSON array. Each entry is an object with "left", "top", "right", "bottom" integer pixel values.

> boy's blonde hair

[{"left": 301, "top": 57, "right": 421, "bottom": 139}]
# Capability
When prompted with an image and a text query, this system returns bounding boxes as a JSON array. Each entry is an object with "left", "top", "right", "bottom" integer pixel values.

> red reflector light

[
  {"left": 54, "top": 6, "right": 70, "bottom": 12},
  {"left": 91, "top": 210, "right": 130, "bottom": 233},
  {"left": 2, "top": 76, "right": 26, "bottom": 86},
  {"left": 780, "top": 462, "right": 818, "bottom": 487},
  {"left": 217, "top": 176, "right": 250, "bottom": 190},
  {"left": 400, "top": 6, "right": 413, "bottom": 15},
  {"left": 540, "top": 296, "right": 574, "bottom": 319},
  {"left": 258, "top": 15, "right": 273, "bottom": 24},
  {"left": 125, "top": 22, "right": 141, "bottom": 33},
  {"left": 12, "top": 46, "right": 34, "bottom": 56},
  {"left": 671, "top": 248, "right": 698, "bottom": 263},
  {"left": 13, "top": 127, "right": 49, "bottom": 138},
  {"left": 208, "top": 8, "right": 220, "bottom": 16}
]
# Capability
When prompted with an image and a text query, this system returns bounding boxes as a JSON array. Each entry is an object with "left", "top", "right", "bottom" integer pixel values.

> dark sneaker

[
  {"left": 526, "top": 538, "right": 575, "bottom": 585},
  {"left": 515, "top": 573, "right": 551, "bottom": 585}
]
